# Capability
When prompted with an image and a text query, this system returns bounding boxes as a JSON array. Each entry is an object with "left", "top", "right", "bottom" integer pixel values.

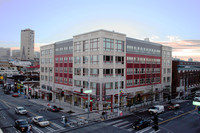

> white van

[{"left": 148, "top": 105, "right": 164, "bottom": 114}]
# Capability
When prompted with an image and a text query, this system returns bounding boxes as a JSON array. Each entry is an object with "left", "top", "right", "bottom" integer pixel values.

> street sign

[
  {"left": 193, "top": 101, "right": 200, "bottom": 106},
  {"left": 84, "top": 90, "right": 92, "bottom": 94}
]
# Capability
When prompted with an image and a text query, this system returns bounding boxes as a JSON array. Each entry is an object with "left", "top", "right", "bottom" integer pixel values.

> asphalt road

[
  {"left": 66, "top": 100, "right": 199, "bottom": 133},
  {"left": 0, "top": 88, "right": 91, "bottom": 133},
  {"left": 0, "top": 87, "right": 199, "bottom": 133}
]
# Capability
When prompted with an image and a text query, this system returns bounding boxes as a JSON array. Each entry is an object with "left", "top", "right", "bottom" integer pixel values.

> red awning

[
  {"left": 81, "top": 97, "right": 92, "bottom": 100},
  {"left": 27, "top": 65, "right": 40, "bottom": 69}
]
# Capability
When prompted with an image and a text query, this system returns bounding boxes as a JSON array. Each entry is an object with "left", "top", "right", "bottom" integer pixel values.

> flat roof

[{"left": 126, "top": 37, "right": 162, "bottom": 46}]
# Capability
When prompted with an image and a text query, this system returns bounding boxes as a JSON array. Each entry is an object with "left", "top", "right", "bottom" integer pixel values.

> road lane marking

[
  {"left": 106, "top": 119, "right": 123, "bottom": 125},
  {"left": 119, "top": 123, "right": 132, "bottom": 129},
  {"left": 113, "top": 121, "right": 129, "bottom": 127},
  {"left": 158, "top": 118, "right": 163, "bottom": 120},
  {"left": 127, "top": 128, "right": 133, "bottom": 132},
  {"left": 32, "top": 126, "right": 44, "bottom": 133},
  {"left": 51, "top": 122, "right": 65, "bottom": 129},
  {"left": 136, "top": 127, "right": 151, "bottom": 133},
  {"left": 46, "top": 127, "right": 55, "bottom": 132},
  {"left": 158, "top": 108, "right": 197, "bottom": 125}
]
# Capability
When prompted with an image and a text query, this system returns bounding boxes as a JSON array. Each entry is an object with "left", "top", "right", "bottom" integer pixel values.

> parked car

[
  {"left": 47, "top": 105, "right": 60, "bottom": 112},
  {"left": 132, "top": 119, "right": 150, "bottom": 130},
  {"left": 32, "top": 116, "right": 50, "bottom": 127},
  {"left": 12, "top": 93, "right": 20, "bottom": 97},
  {"left": 148, "top": 105, "right": 164, "bottom": 114},
  {"left": 4, "top": 90, "right": 10, "bottom": 94},
  {"left": 168, "top": 103, "right": 180, "bottom": 110},
  {"left": 15, "top": 107, "right": 27, "bottom": 115},
  {"left": 15, "top": 119, "right": 32, "bottom": 132}
]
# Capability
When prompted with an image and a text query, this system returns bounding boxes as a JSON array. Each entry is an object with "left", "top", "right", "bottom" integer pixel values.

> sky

[{"left": 0, "top": 0, "right": 200, "bottom": 61}]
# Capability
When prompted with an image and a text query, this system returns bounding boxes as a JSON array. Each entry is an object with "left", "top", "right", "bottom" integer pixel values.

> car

[
  {"left": 15, "top": 107, "right": 27, "bottom": 115},
  {"left": 15, "top": 119, "right": 32, "bottom": 132},
  {"left": 12, "top": 93, "right": 20, "bottom": 97},
  {"left": 194, "top": 97, "right": 200, "bottom": 102},
  {"left": 168, "top": 103, "right": 180, "bottom": 110},
  {"left": 132, "top": 119, "right": 150, "bottom": 130},
  {"left": 47, "top": 105, "right": 60, "bottom": 112},
  {"left": 4, "top": 90, "right": 10, "bottom": 94},
  {"left": 32, "top": 116, "right": 50, "bottom": 127},
  {"left": 148, "top": 105, "right": 164, "bottom": 114}
]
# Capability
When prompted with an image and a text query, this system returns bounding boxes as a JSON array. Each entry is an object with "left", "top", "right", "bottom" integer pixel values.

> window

[
  {"left": 127, "top": 45, "right": 133, "bottom": 52},
  {"left": 115, "top": 69, "right": 124, "bottom": 76},
  {"left": 90, "top": 82, "right": 98, "bottom": 89},
  {"left": 91, "top": 55, "right": 99, "bottom": 64},
  {"left": 127, "top": 80, "right": 133, "bottom": 86},
  {"left": 134, "top": 68, "right": 139, "bottom": 74},
  {"left": 90, "top": 38, "right": 99, "bottom": 51},
  {"left": 56, "top": 58, "right": 59, "bottom": 63},
  {"left": 115, "top": 56, "right": 124, "bottom": 64},
  {"left": 41, "top": 75, "right": 44, "bottom": 80},
  {"left": 64, "top": 78, "right": 67, "bottom": 84},
  {"left": 83, "top": 56, "right": 89, "bottom": 64},
  {"left": 49, "top": 58, "right": 52, "bottom": 64},
  {"left": 163, "top": 68, "right": 166, "bottom": 74},
  {"left": 103, "top": 55, "right": 113, "bottom": 64},
  {"left": 64, "top": 68, "right": 68, "bottom": 73},
  {"left": 134, "top": 79, "right": 139, "bottom": 85},
  {"left": 74, "top": 80, "right": 81, "bottom": 87},
  {"left": 167, "top": 68, "right": 171, "bottom": 74},
  {"left": 83, "top": 40, "right": 89, "bottom": 52},
  {"left": 41, "top": 67, "right": 44, "bottom": 72},
  {"left": 49, "top": 67, "right": 53, "bottom": 73},
  {"left": 104, "top": 82, "right": 113, "bottom": 89},
  {"left": 74, "top": 68, "right": 81, "bottom": 75},
  {"left": 167, "top": 77, "right": 170, "bottom": 82},
  {"left": 104, "top": 38, "right": 114, "bottom": 51},
  {"left": 45, "top": 76, "right": 47, "bottom": 81},
  {"left": 134, "top": 57, "right": 139, "bottom": 63},
  {"left": 83, "top": 68, "right": 88, "bottom": 76},
  {"left": 140, "top": 58, "right": 145, "bottom": 64},
  {"left": 64, "top": 57, "right": 68, "bottom": 63},
  {"left": 90, "top": 68, "right": 99, "bottom": 77},
  {"left": 127, "top": 57, "right": 133, "bottom": 63},
  {"left": 55, "top": 68, "right": 58, "bottom": 73},
  {"left": 55, "top": 77, "right": 58, "bottom": 82},
  {"left": 69, "top": 57, "right": 73, "bottom": 63},
  {"left": 60, "top": 57, "right": 63, "bottom": 63},
  {"left": 163, "top": 77, "right": 166, "bottom": 83},
  {"left": 115, "top": 40, "right": 124, "bottom": 52},
  {"left": 59, "top": 68, "right": 63, "bottom": 73},
  {"left": 49, "top": 76, "right": 53, "bottom": 82},
  {"left": 60, "top": 78, "right": 63, "bottom": 83},
  {"left": 83, "top": 81, "right": 89, "bottom": 88},
  {"left": 69, "top": 78, "right": 73, "bottom": 85},
  {"left": 69, "top": 68, "right": 73, "bottom": 74},
  {"left": 45, "top": 67, "right": 47, "bottom": 72},
  {"left": 140, "top": 79, "right": 145, "bottom": 85},
  {"left": 141, "top": 68, "right": 145, "bottom": 74},
  {"left": 74, "top": 56, "right": 81, "bottom": 64},
  {"left": 103, "top": 69, "right": 113, "bottom": 77},
  {"left": 74, "top": 41, "right": 81, "bottom": 52},
  {"left": 115, "top": 81, "right": 124, "bottom": 89},
  {"left": 127, "top": 68, "right": 133, "bottom": 75},
  {"left": 69, "top": 46, "right": 73, "bottom": 52}
]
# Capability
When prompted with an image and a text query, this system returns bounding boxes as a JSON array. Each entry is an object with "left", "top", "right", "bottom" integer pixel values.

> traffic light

[
  {"left": 152, "top": 114, "right": 159, "bottom": 131},
  {"left": 198, "top": 107, "right": 200, "bottom": 114},
  {"left": 80, "top": 88, "right": 83, "bottom": 93},
  {"left": 61, "top": 91, "right": 64, "bottom": 97}
]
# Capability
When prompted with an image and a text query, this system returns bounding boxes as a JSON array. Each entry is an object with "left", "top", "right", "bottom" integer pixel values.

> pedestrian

[
  {"left": 27, "top": 125, "right": 31, "bottom": 133},
  {"left": 102, "top": 111, "right": 105, "bottom": 120},
  {"left": 64, "top": 117, "right": 68, "bottom": 127},
  {"left": 105, "top": 111, "right": 107, "bottom": 120}
]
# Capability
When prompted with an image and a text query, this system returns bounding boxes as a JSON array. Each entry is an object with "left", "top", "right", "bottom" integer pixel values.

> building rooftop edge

[
  {"left": 126, "top": 37, "right": 162, "bottom": 47},
  {"left": 73, "top": 29, "right": 126, "bottom": 37}
]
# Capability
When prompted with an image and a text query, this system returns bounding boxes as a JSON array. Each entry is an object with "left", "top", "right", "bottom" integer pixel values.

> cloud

[
  {"left": 149, "top": 35, "right": 159, "bottom": 41},
  {"left": 155, "top": 39, "right": 200, "bottom": 61},
  {"left": 166, "top": 35, "right": 181, "bottom": 42}
]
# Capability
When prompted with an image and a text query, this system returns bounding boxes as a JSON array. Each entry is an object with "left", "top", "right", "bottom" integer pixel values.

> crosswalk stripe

[
  {"left": 127, "top": 128, "right": 133, "bottom": 132},
  {"left": 113, "top": 121, "right": 129, "bottom": 127},
  {"left": 46, "top": 127, "right": 55, "bottom": 132},
  {"left": 119, "top": 123, "right": 133, "bottom": 129},
  {"left": 106, "top": 120, "right": 123, "bottom": 125},
  {"left": 32, "top": 126, "right": 44, "bottom": 133},
  {"left": 51, "top": 123, "right": 65, "bottom": 129},
  {"left": 136, "top": 127, "right": 151, "bottom": 133}
]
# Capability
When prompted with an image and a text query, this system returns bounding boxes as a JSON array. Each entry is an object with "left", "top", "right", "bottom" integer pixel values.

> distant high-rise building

[
  {"left": 20, "top": 28, "right": 34, "bottom": 61},
  {"left": 12, "top": 49, "right": 20, "bottom": 59},
  {"left": 188, "top": 58, "right": 193, "bottom": 62},
  {"left": 0, "top": 47, "right": 10, "bottom": 60},
  {"left": 34, "top": 51, "right": 40, "bottom": 59}
]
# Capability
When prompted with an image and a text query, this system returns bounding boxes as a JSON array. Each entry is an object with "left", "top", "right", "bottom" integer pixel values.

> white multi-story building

[
  {"left": 40, "top": 44, "right": 54, "bottom": 100},
  {"left": 161, "top": 46, "right": 172, "bottom": 101},
  {"left": 20, "top": 28, "right": 34, "bottom": 61},
  {"left": 12, "top": 49, "right": 20, "bottom": 59}
]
